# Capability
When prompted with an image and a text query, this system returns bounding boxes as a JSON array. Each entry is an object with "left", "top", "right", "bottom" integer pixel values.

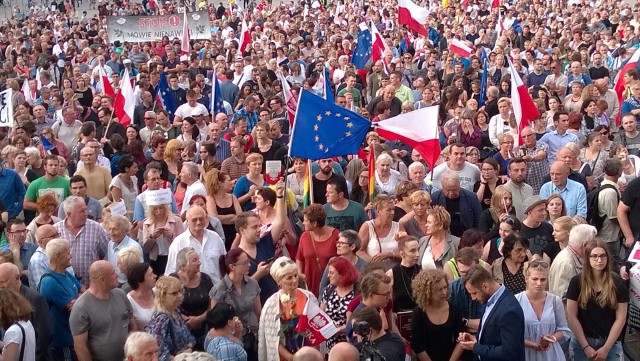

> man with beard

[
  {"left": 23, "top": 155, "right": 71, "bottom": 212},
  {"left": 503, "top": 158, "right": 534, "bottom": 222},
  {"left": 312, "top": 158, "right": 346, "bottom": 205}
]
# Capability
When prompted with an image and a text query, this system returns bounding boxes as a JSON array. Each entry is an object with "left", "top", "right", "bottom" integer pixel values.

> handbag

[{"left": 225, "top": 285, "right": 258, "bottom": 353}]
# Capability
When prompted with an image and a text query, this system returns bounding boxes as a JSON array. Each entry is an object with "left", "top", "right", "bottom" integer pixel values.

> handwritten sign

[
  {"left": 630, "top": 263, "right": 640, "bottom": 309},
  {"left": 110, "top": 200, "right": 127, "bottom": 216},
  {"left": 147, "top": 189, "right": 173, "bottom": 206},
  {"left": 628, "top": 242, "right": 640, "bottom": 263},
  {"left": 0, "top": 89, "right": 13, "bottom": 128}
]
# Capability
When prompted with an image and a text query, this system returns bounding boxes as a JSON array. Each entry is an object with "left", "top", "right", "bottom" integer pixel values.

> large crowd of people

[{"left": 1, "top": 0, "right": 640, "bottom": 360}]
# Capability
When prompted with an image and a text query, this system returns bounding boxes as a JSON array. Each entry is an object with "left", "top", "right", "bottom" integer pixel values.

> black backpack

[{"left": 586, "top": 184, "right": 619, "bottom": 229}]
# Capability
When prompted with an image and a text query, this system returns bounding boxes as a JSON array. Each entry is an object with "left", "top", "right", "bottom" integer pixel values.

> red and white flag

[
  {"left": 239, "top": 19, "right": 251, "bottom": 56},
  {"left": 22, "top": 79, "right": 35, "bottom": 105},
  {"left": 35, "top": 69, "right": 42, "bottom": 90},
  {"left": 294, "top": 297, "right": 339, "bottom": 346},
  {"left": 495, "top": 10, "right": 505, "bottom": 33},
  {"left": 276, "top": 72, "right": 298, "bottom": 130},
  {"left": 450, "top": 39, "right": 473, "bottom": 58},
  {"left": 398, "top": 0, "right": 429, "bottom": 36},
  {"left": 114, "top": 70, "right": 136, "bottom": 126},
  {"left": 181, "top": 10, "right": 190, "bottom": 54},
  {"left": 374, "top": 105, "right": 441, "bottom": 170},
  {"left": 99, "top": 67, "right": 115, "bottom": 98},
  {"left": 508, "top": 58, "right": 540, "bottom": 143},
  {"left": 490, "top": 0, "right": 499, "bottom": 9},
  {"left": 614, "top": 47, "right": 640, "bottom": 126},
  {"left": 370, "top": 21, "right": 392, "bottom": 63}
]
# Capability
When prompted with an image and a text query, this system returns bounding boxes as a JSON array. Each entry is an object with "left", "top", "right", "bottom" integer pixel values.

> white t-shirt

[
  {"left": 428, "top": 162, "right": 480, "bottom": 192},
  {"left": 174, "top": 103, "right": 209, "bottom": 120},
  {"left": 3, "top": 320, "right": 36, "bottom": 361}
]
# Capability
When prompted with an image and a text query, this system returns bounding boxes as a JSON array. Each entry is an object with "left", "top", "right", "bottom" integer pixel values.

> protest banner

[
  {"left": 0, "top": 89, "right": 13, "bottom": 128},
  {"left": 106, "top": 11, "right": 211, "bottom": 42}
]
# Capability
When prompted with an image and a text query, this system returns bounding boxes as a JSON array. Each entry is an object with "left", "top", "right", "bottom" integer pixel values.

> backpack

[{"left": 586, "top": 184, "right": 619, "bottom": 229}]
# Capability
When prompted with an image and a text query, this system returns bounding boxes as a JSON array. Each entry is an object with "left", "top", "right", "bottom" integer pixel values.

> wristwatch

[{"left": 462, "top": 318, "right": 469, "bottom": 327}]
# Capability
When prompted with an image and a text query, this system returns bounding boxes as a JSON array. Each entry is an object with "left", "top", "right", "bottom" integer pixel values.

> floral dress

[
  {"left": 149, "top": 310, "right": 196, "bottom": 361},
  {"left": 321, "top": 286, "right": 355, "bottom": 349}
]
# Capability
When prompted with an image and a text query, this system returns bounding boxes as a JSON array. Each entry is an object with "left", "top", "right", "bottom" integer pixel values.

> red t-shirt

[{"left": 295, "top": 228, "right": 339, "bottom": 297}]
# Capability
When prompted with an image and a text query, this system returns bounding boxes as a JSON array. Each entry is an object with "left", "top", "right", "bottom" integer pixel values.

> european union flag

[
  {"left": 323, "top": 68, "right": 334, "bottom": 103},
  {"left": 289, "top": 91, "right": 371, "bottom": 160},
  {"left": 40, "top": 135, "right": 54, "bottom": 152},
  {"left": 351, "top": 23, "right": 372, "bottom": 70},
  {"left": 158, "top": 72, "right": 177, "bottom": 120},
  {"left": 211, "top": 72, "right": 226, "bottom": 116},
  {"left": 479, "top": 48, "right": 488, "bottom": 107}
]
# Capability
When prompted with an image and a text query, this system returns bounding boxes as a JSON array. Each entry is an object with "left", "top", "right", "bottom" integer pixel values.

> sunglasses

[{"left": 528, "top": 260, "right": 549, "bottom": 269}]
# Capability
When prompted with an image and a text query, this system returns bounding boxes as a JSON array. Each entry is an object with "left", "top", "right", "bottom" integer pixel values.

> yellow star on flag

[
  {"left": 344, "top": 116, "right": 350, "bottom": 121},
  {"left": 346, "top": 122, "right": 353, "bottom": 128},
  {"left": 319, "top": 144, "right": 323, "bottom": 150},
  {"left": 314, "top": 124, "right": 319, "bottom": 131},
  {"left": 315, "top": 135, "right": 319, "bottom": 142},
  {"left": 336, "top": 113, "right": 342, "bottom": 117},
  {"left": 345, "top": 132, "right": 351, "bottom": 137},
  {"left": 317, "top": 115, "right": 322, "bottom": 121},
  {"left": 325, "top": 111, "right": 331, "bottom": 116}
]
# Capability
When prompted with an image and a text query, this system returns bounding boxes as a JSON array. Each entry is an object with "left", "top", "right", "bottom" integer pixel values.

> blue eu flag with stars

[
  {"left": 351, "top": 24, "right": 372, "bottom": 70},
  {"left": 158, "top": 72, "right": 177, "bottom": 120},
  {"left": 479, "top": 48, "right": 488, "bottom": 107},
  {"left": 211, "top": 72, "right": 226, "bottom": 116},
  {"left": 289, "top": 91, "right": 371, "bottom": 160}
]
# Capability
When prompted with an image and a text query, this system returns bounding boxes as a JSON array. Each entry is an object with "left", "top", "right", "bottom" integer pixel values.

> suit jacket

[
  {"left": 431, "top": 188, "right": 482, "bottom": 230},
  {"left": 474, "top": 287, "right": 525, "bottom": 361}
]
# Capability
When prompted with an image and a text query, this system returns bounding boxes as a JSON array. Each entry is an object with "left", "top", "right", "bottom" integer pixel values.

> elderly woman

[
  {"left": 373, "top": 153, "right": 405, "bottom": 197},
  {"left": 320, "top": 256, "right": 359, "bottom": 349},
  {"left": 26, "top": 192, "right": 62, "bottom": 243},
  {"left": 127, "top": 262, "right": 157, "bottom": 331},
  {"left": 149, "top": 276, "right": 195, "bottom": 361},
  {"left": 210, "top": 248, "right": 261, "bottom": 361},
  {"left": 296, "top": 204, "right": 340, "bottom": 297},
  {"left": 205, "top": 169, "right": 242, "bottom": 250},
  {"left": 233, "top": 153, "right": 267, "bottom": 211},
  {"left": 110, "top": 155, "right": 140, "bottom": 216},
  {"left": 418, "top": 205, "right": 460, "bottom": 269},
  {"left": 0, "top": 288, "right": 37, "bottom": 361},
  {"left": 205, "top": 303, "right": 247, "bottom": 361},
  {"left": 116, "top": 246, "right": 143, "bottom": 292},
  {"left": 170, "top": 247, "right": 213, "bottom": 351},
  {"left": 387, "top": 235, "right": 421, "bottom": 312},
  {"left": 142, "top": 199, "right": 185, "bottom": 276},
  {"left": 358, "top": 195, "right": 401, "bottom": 263},
  {"left": 1, "top": 145, "right": 18, "bottom": 169},
  {"left": 399, "top": 190, "right": 432, "bottom": 239},
  {"left": 410, "top": 269, "right": 465, "bottom": 361},
  {"left": 258, "top": 257, "right": 319, "bottom": 361},
  {"left": 491, "top": 233, "right": 530, "bottom": 294}
]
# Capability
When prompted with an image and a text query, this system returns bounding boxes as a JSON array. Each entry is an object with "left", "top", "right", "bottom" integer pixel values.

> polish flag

[
  {"left": 276, "top": 71, "right": 298, "bottom": 130},
  {"left": 374, "top": 105, "right": 441, "bottom": 170},
  {"left": 239, "top": 19, "right": 251, "bottom": 56},
  {"left": 490, "top": 0, "right": 499, "bottom": 8},
  {"left": 508, "top": 58, "right": 540, "bottom": 143},
  {"left": 114, "top": 70, "right": 135, "bottom": 126},
  {"left": 370, "top": 21, "right": 392, "bottom": 63},
  {"left": 398, "top": 0, "right": 429, "bottom": 36},
  {"left": 614, "top": 47, "right": 640, "bottom": 126},
  {"left": 99, "top": 67, "right": 115, "bottom": 98},
  {"left": 450, "top": 39, "right": 473, "bottom": 58},
  {"left": 181, "top": 10, "right": 190, "bottom": 54},
  {"left": 35, "top": 69, "right": 41, "bottom": 90},
  {"left": 21, "top": 79, "right": 35, "bottom": 105},
  {"left": 495, "top": 10, "right": 505, "bottom": 33},
  {"left": 294, "top": 296, "right": 339, "bottom": 346}
]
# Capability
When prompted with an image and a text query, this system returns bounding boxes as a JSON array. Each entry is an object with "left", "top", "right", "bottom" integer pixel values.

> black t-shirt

[
  {"left": 410, "top": 305, "right": 464, "bottom": 361},
  {"left": 445, "top": 196, "right": 463, "bottom": 238},
  {"left": 589, "top": 66, "right": 610, "bottom": 81},
  {"left": 622, "top": 177, "right": 640, "bottom": 237},
  {"left": 566, "top": 274, "right": 628, "bottom": 340},
  {"left": 543, "top": 242, "right": 562, "bottom": 265},
  {"left": 374, "top": 332, "right": 406, "bottom": 361},
  {"left": 521, "top": 222, "right": 554, "bottom": 255},
  {"left": 312, "top": 173, "right": 345, "bottom": 205}
]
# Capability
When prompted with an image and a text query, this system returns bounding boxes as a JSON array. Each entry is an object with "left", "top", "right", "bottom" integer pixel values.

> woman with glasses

[
  {"left": 566, "top": 241, "right": 628, "bottom": 361},
  {"left": 492, "top": 133, "right": 515, "bottom": 176},
  {"left": 418, "top": 206, "right": 460, "bottom": 270},
  {"left": 320, "top": 256, "right": 359, "bottom": 349},
  {"left": 491, "top": 233, "right": 530, "bottom": 294},
  {"left": 410, "top": 268, "right": 465, "bottom": 361},
  {"left": 211, "top": 248, "right": 261, "bottom": 361},
  {"left": 149, "top": 276, "right": 195, "bottom": 361},
  {"left": 515, "top": 258, "right": 571, "bottom": 361},
  {"left": 465, "top": 146, "right": 482, "bottom": 168},
  {"left": 259, "top": 257, "right": 319, "bottom": 361}
]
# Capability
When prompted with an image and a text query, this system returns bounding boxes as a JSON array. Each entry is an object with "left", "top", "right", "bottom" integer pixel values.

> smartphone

[
  {"left": 264, "top": 257, "right": 276, "bottom": 264},
  {"left": 542, "top": 336, "right": 556, "bottom": 343}
]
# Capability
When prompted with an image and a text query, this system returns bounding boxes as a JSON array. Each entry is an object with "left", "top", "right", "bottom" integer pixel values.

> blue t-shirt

[
  {"left": 248, "top": 232, "right": 277, "bottom": 304},
  {"left": 233, "top": 176, "right": 268, "bottom": 211},
  {"left": 39, "top": 271, "right": 82, "bottom": 348}
]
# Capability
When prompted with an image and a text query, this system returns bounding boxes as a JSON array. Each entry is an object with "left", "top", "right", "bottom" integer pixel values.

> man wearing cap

[
  {"left": 520, "top": 196, "right": 554, "bottom": 255},
  {"left": 191, "top": 107, "right": 208, "bottom": 136},
  {"left": 540, "top": 161, "right": 587, "bottom": 218}
]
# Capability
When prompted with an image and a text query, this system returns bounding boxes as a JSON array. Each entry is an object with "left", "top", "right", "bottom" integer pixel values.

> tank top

[
  {"left": 127, "top": 294, "right": 154, "bottom": 331},
  {"left": 365, "top": 220, "right": 400, "bottom": 257},
  {"left": 391, "top": 263, "right": 419, "bottom": 312},
  {"left": 215, "top": 199, "right": 237, "bottom": 250}
]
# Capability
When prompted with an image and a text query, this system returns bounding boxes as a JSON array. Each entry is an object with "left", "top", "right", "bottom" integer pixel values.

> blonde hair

[
  {"left": 489, "top": 186, "right": 511, "bottom": 214},
  {"left": 427, "top": 205, "right": 451, "bottom": 231},
  {"left": 117, "top": 246, "right": 142, "bottom": 275},
  {"left": 164, "top": 139, "right": 183, "bottom": 162},
  {"left": 412, "top": 269, "right": 448, "bottom": 311},
  {"left": 245, "top": 153, "right": 263, "bottom": 165},
  {"left": 154, "top": 276, "right": 183, "bottom": 313},
  {"left": 554, "top": 216, "right": 575, "bottom": 233},
  {"left": 410, "top": 190, "right": 431, "bottom": 207}
]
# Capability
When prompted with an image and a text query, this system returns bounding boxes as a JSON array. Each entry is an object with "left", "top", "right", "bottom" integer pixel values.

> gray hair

[
  {"left": 183, "top": 162, "right": 199, "bottom": 177},
  {"left": 108, "top": 215, "right": 131, "bottom": 232},
  {"left": 487, "top": 86, "right": 499, "bottom": 97},
  {"left": 176, "top": 247, "right": 197, "bottom": 270},
  {"left": 376, "top": 153, "right": 393, "bottom": 165},
  {"left": 568, "top": 224, "right": 597, "bottom": 247},
  {"left": 408, "top": 162, "right": 425, "bottom": 173},
  {"left": 339, "top": 229, "right": 361, "bottom": 252},
  {"left": 24, "top": 146, "right": 40, "bottom": 158},
  {"left": 173, "top": 352, "right": 215, "bottom": 361},
  {"left": 441, "top": 171, "right": 461, "bottom": 186},
  {"left": 45, "top": 238, "right": 69, "bottom": 261},
  {"left": 124, "top": 332, "right": 157, "bottom": 358},
  {"left": 63, "top": 196, "right": 85, "bottom": 215}
]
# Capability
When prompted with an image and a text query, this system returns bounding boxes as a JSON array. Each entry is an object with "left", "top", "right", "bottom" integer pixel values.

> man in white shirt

[
  {"left": 179, "top": 162, "right": 207, "bottom": 217},
  {"left": 173, "top": 89, "right": 209, "bottom": 127},
  {"left": 165, "top": 207, "right": 226, "bottom": 283},
  {"left": 428, "top": 143, "right": 480, "bottom": 192}
]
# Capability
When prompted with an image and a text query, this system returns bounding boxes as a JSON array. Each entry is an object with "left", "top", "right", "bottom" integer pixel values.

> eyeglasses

[
  {"left": 337, "top": 241, "right": 352, "bottom": 246},
  {"left": 43, "top": 232, "right": 60, "bottom": 240},
  {"left": 373, "top": 291, "right": 392, "bottom": 297},
  {"left": 144, "top": 117, "right": 155, "bottom": 120},
  {"left": 589, "top": 254, "right": 608, "bottom": 260},
  {"left": 528, "top": 260, "right": 549, "bottom": 269}
]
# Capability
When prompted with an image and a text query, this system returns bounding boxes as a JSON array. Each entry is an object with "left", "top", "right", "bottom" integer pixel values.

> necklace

[{"left": 399, "top": 264, "right": 419, "bottom": 302}]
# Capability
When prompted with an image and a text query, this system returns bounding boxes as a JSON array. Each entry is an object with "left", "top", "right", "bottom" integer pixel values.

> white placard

[
  {"left": 0, "top": 89, "right": 13, "bottom": 128},
  {"left": 110, "top": 200, "right": 127, "bottom": 216},
  {"left": 265, "top": 160, "right": 282, "bottom": 185},
  {"left": 147, "top": 189, "right": 173, "bottom": 206},
  {"left": 629, "top": 263, "right": 640, "bottom": 309},
  {"left": 628, "top": 241, "right": 640, "bottom": 263}
]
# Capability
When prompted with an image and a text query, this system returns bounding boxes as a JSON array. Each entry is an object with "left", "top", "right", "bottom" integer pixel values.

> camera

[
  {"left": 352, "top": 320, "right": 371, "bottom": 337},
  {"left": 352, "top": 320, "right": 386, "bottom": 361}
]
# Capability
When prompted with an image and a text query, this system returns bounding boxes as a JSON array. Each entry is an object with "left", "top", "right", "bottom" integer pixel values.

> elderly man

[
  {"left": 5, "top": 219, "right": 37, "bottom": 277},
  {"left": 0, "top": 263, "right": 53, "bottom": 361},
  {"left": 28, "top": 224, "right": 75, "bottom": 289},
  {"left": 517, "top": 127, "right": 549, "bottom": 194},
  {"left": 139, "top": 110, "right": 157, "bottom": 146},
  {"left": 55, "top": 196, "right": 109, "bottom": 286},
  {"left": 74, "top": 146, "right": 112, "bottom": 200},
  {"left": 39, "top": 238, "right": 85, "bottom": 361},
  {"left": 323, "top": 178, "right": 368, "bottom": 232},
  {"left": 366, "top": 85, "right": 403, "bottom": 118},
  {"left": 165, "top": 206, "right": 226, "bottom": 283},
  {"left": 594, "top": 78, "right": 620, "bottom": 120},
  {"left": 58, "top": 175, "right": 103, "bottom": 222},
  {"left": 408, "top": 162, "right": 428, "bottom": 190},
  {"left": 539, "top": 111, "right": 579, "bottom": 163},
  {"left": 543, "top": 147, "right": 589, "bottom": 191},
  {"left": 431, "top": 171, "right": 482, "bottom": 237},
  {"left": 540, "top": 161, "right": 587, "bottom": 218},
  {"left": 328, "top": 342, "right": 359, "bottom": 361},
  {"left": 179, "top": 162, "right": 207, "bottom": 217},
  {"left": 124, "top": 332, "right": 159, "bottom": 361},
  {"left": 292, "top": 347, "right": 324, "bottom": 361},
  {"left": 70, "top": 260, "right": 137, "bottom": 361},
  {"left": 549, "top": 224, "right": 596, "bottom": 298},
  {"left": 52, "top": 106, "right": 83, "bottom": 152},
  {"left": 503, "top": 158, "right": 534, "bottom": 221},
  {"left": 208, "top": 115, "right": 232, "bottom": 161},
  {"left": 24, "top": 155, "right": 71, "bottom": 211},
  {"left": 429, "top": 143, "right": 480, "bottom": 192},
  {"left": 106, "top": 215, "right": 143, "bottom": 284}
]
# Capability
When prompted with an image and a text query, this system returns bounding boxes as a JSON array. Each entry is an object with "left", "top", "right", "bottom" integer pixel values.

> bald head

[
  {"left": 549, "top": 161, "right": 569, "bottom": 186},
  {"left": 0, "top": 263, "right": 21, "bottom": 292},
  {"left": 89, "top": 260, "right": 113, "bottom": 281},
  {"left": 35, "top": 224, "right": 59, "bottom": 247},
  {"left": 292, "top": 347, "right": 323, "bottom": 361},
  {"left": 328, "top": 342, "right": 359, "bottom": 361}
]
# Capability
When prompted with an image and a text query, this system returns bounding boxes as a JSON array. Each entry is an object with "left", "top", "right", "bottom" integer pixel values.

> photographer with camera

[{"left": 350, "top": 306, "right": 406, "bottom": 361}]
